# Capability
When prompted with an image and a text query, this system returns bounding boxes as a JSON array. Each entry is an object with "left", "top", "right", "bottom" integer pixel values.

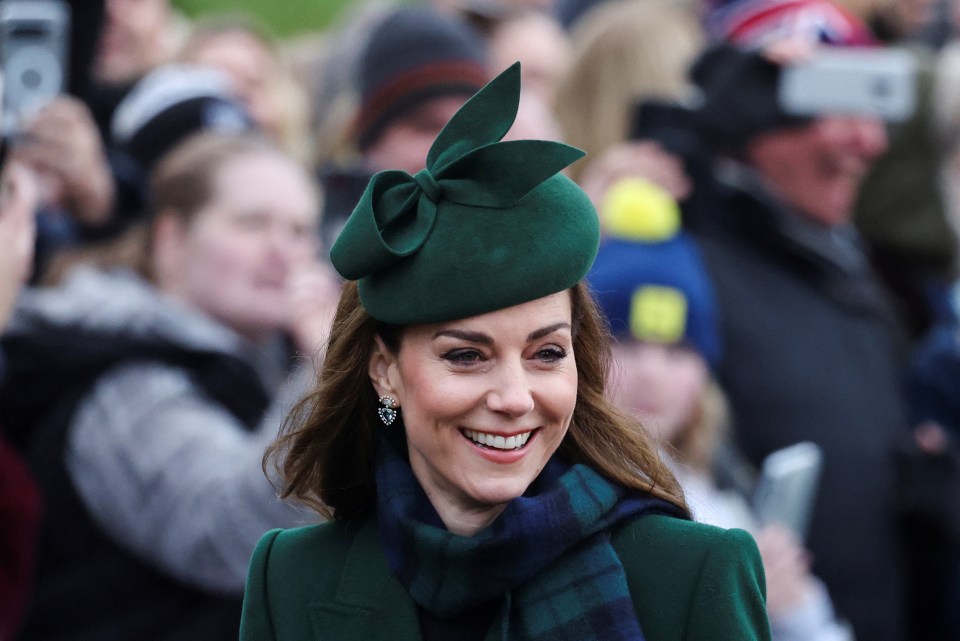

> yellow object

[
  {"left": 602, "top": 178, "right": 680, "bottom": 242},
  {"left": 630, "top": 286, "right": 688, "bottom": 343}
]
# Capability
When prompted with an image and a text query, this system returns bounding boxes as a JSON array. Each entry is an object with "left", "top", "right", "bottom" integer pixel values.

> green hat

[{"left": 329, "top": 63, "right": 600, "bottom": 325}]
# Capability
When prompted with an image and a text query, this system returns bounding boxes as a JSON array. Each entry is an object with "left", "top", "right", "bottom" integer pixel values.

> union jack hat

[{"left": 706, "top": 0, "right": 876, "bottom": 47}]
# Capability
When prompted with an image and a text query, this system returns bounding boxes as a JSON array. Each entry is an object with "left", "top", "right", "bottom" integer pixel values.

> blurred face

[
  {"left": 185, "top": 31, "right": 282, "bottom": 138},
  {"left": 363, "top": 95, "right": 467, "bottom": 174},
  {"left": 502, "top": 90, "right": 564, "bottom": 143},
  {"left": 95, "top": 0, "right": 173, "bottom": 85},
  {"left": 489, "top": 13, "right": 571, "bottom": 104},
  {"left": 158, "top": 151, "right": 318, "bottom": 340},
  {"left": 747, "top": 115, "right": 887, "bottom": 226},
  {"left": 609, "top": 341, "right": 708, "bottom": 446},
  {"left": 370, "top": 292, "right": 578, "bottom": 535}
]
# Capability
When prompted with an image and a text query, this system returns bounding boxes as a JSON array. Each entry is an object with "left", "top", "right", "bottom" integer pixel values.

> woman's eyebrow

[
  {"left": 527, "top": 322, "right": 571, "bottom": 342},
  {"left": 433, "top": 329, "right": 492, "bottom": 345},
  {"left": 434, "top": 322, "right": 570, "bottom": 345}
]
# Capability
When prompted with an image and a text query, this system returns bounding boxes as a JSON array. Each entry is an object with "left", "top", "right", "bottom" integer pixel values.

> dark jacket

[
  {"left": 689, "top": 164, "right": 908, "bottom": 641},
  {"left": 240, "top": 514, "right": 771, "bottom": 641}
]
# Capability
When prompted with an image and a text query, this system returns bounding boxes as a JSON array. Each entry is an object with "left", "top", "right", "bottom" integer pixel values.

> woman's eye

[
  {"left": 535, "top": 346, "right": 567, "bottom": 363},
  {"left": 442, "top": 349, "right": 484, "bottom": 365}
]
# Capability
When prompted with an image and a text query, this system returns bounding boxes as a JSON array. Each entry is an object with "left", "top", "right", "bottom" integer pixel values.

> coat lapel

[
  {"left": 309, "top": 519, "right": 422, "bottom": 641},
  {"left": 308, "top": 518, "right": 518, "bottom": 641}
]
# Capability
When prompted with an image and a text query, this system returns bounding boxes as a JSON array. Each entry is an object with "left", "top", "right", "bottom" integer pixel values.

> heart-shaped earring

[{"left": 378, "top": 395, "right": 399, "bottom": 426}]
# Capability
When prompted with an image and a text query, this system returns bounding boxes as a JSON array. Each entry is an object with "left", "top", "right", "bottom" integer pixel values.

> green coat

[{"left": 240, "top": 514, "right": 771, "bottom": 641}]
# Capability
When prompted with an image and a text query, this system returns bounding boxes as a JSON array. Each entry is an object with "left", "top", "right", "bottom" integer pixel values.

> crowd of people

[{"left": 1, "top": 0, "right": 960, "bottom": 639}]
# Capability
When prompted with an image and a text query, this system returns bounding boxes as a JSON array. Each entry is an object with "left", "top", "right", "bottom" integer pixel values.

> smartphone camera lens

[
  {"left": 20, "top": 68, "right": 42, "bottom": 90},
  {"left": 872, "top": 77, "right": 893, "bottom": 100}
]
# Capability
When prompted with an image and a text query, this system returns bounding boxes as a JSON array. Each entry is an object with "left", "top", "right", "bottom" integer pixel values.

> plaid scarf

[{"left": 374, "top": 435, "right": 686, "bottom": 640}]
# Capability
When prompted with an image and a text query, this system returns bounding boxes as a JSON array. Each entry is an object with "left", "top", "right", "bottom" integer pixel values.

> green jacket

[{"left": 240, "top": 514, "right": 771, "bottom": 641}]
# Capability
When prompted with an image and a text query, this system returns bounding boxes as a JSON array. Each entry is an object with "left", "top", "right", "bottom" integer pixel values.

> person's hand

[
  {"left": 913, "top": 420, "right": 951, "bottom": 454},
  {"left": 285, "top": 260, "right": 341, "bottom": 362},
  {"left": 0, "top": 161, "right": 39, "bottom": 329},
  {"left": 11, "top": 96, "right": 115, "bottom": 227},
  {"left": 578, "top": 141, "right": 691, "bottom": 209},
  {"left": 761, "top": 38, "right": 817, "bottom": 67},
  {"left": 755, "top": 524, "right": 817, "bottom": 616}
]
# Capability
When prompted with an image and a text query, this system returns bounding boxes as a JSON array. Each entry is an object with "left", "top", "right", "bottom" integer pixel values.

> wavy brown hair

[{"left": 266, "top": 280, "right": 689, "bottom": 521}]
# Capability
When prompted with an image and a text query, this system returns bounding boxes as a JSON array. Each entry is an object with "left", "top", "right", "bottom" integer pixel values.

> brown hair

[{"left": 266, "top": 280, "right": 690, "bottom": 521}]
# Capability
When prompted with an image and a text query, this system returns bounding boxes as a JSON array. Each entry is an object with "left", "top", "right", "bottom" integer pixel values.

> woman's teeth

[{"left": 463, "top": 429, "right": 532, "bottom": 451}]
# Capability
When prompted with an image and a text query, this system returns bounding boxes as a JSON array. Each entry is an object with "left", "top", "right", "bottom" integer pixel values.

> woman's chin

[{"left": 460, "top": 477, "right": 535, "bottom": 511}]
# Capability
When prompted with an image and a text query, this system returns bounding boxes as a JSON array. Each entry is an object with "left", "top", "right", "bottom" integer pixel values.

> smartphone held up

[
  {"left": 0, "top": 0, "right": 70, "bottom": 136},
  {"left": 779, "top": 47, "right": 917, "bottom": 123},
  {"left": 752, "top": 441, "right": 824, "bottom": 543}
]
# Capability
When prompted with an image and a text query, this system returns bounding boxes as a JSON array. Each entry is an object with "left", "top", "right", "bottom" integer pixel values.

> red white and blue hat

[{"left": 706, "top": 0, "right": 875, "bottom": 48}]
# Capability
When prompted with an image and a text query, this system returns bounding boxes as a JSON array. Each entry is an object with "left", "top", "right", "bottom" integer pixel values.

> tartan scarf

[{"left": 374, "top": 434, "right": 686, "bottom": 640}]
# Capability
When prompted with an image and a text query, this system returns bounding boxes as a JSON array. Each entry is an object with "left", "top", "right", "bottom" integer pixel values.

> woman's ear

[{"left": 368, "top": 335, "right": 401, "bottom": 402}]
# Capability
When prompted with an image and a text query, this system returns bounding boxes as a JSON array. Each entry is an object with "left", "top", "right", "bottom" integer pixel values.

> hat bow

[{"left": 331, "top": 63, "right": 584, "bottom": 281}]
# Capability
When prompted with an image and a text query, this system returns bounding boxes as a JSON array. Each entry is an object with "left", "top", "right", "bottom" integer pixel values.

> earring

[{"left": 378, "top": 395, "right": 399, "bottom": 426}]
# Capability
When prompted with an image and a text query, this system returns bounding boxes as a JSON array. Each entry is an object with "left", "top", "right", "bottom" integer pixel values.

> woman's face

[
  {"left": 609, "top": 341, "right": 708, "bottom": 445},
  {"left": 370, "top": 291, "right": 578, "bottom": 535},
  {"left": 162, "top": 151, "right": 318, "bottom": 339}
]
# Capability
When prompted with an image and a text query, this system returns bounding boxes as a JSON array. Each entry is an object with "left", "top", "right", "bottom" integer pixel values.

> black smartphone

[{"left": 629, "top": 99, "right": 702, "bottom": 159}]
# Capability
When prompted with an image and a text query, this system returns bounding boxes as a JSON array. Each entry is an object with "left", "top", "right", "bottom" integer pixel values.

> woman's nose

[{"left": 485, "top": 359, "right": 536, "bottom": 417}]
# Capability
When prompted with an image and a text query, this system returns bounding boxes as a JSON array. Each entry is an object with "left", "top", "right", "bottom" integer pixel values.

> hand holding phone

[{"left": 10, "top": 96, "right": 114, "bottom": 225}]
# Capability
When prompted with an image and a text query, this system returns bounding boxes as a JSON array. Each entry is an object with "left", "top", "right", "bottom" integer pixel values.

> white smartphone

[
  {"left": 751, "top": 441, "right": 823, "bottom": 542},
  {"left": 779, "top": 47, "right": 917, "bottom": 123},
  {"left": 0, "top": 0, "right": 70, "bottom": 134}
]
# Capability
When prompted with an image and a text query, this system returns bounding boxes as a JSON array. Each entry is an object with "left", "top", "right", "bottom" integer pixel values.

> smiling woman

[
  {"left": 243, "top": 64, "right": 772, "bottom": 641},
  {"left": 368, "top": 291, "right": 579, "bottom": 536}
]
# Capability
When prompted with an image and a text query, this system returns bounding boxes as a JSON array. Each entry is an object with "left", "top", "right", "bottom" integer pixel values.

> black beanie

[
  {"left": 353, "top": 6, "right": 488, "bottom": 150},
  {"left": 690, "top": 43, "right": 810, "bottom": 151},
  {"left": 111, "top": 65, "right": 254, "bottom": 177}
]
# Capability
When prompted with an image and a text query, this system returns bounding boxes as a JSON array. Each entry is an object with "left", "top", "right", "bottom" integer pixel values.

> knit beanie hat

[
  {"left": 706, "top": 0, "right": 876, "bottom": 47},
  {"left": 353, "top": 6, "right": 489, "bottom": 151},
  {"left": 587, "top": 179, "right": 722, "bottom": 368},
  {"left": 111, "top": 65, "right": 254, "bottom": 177},
  {"left": 688, "top": 42, "right": 810, "bottom": 151}
]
